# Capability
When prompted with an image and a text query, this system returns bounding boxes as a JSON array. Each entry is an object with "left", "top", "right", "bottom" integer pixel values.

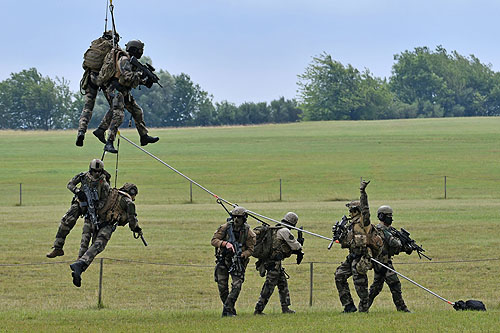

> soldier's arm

[
  {"left": 124, "top": 198, "right": 139, "bottom": 231},
  {"left": 211, "top": 223, "right": 228, "bottom": 248},
  {"left": 360, "top": 188, "right": 371, "bottom": 227},
  {"left": 67, "top": 173, "right": 84, "bottom": 194},
  {"left": 241, "top": 228, "right": 256, "bottom": 258},
  {"left": 277, "top": 228, "right": 302, "bottom": 251},
  {"left": 119, "top": 56, "right": 142, "bottom": 88}
]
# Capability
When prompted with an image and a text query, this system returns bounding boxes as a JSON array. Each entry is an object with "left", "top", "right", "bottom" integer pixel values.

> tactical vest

[
  {"left": 82, "top": 37, "right": 114, "bottom": 72},
  {"left": 81, "top": 172, "right": 106, "bottom": 199},
  {"left": 221, "top": 222, "right": 249, "bottom": 254},
  {"left": 98, "top": 188, "right": 131, "bottom": 225},
  {"left": 97, "top": 48, "right": 128, "bottom": 87},
  {"left": 345, "top": 216, "right": 383, "bottom": 257},
  {"left": 376, "top": 224, "right": 399, "bottom": 261}
]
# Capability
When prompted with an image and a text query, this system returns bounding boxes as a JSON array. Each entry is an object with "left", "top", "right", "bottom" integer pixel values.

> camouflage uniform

[
  {"left": 254, "top": 226, "right": 302, "bottom": 314},
  {"left": 368, "top": 222, "right": 410, "bottom": 312},
  {"left": 50, "top": 171, "right": 110, "bottom": 252},
  {"left": 211, "top": 221, "right": 256, "bottom": 316},
  {"left": 77, "top": 71, "right": 112, "bottom": 134},
  {"left": 79, "top": 188, "right": 140, "bottom": 266},
  {"left": 102, "top": 54, "right": 149, "bottom": 142},
  {"left": 334, "top": 182, "right": 383, "bottom": 312}
]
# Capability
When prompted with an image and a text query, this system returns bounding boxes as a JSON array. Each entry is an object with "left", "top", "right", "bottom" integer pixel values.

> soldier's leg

[
  {"left": 335, "top": 259, "right": 355, "bottom": 308},
  {"left": 352, "top": 258, "right": 370, "bottom": 312},
  {"left": 368, "top": 267, "right": 386, "bottom": 308},
  {"left": 78, "top": 218, "right": 93, "bottom": 260},
  {"left": 255, "top": 262, "right": 280, "bottom": 313},
  {"left": 104, "top": 91, "right": 125, "bottom": 153},
  {"left": 93, "top": 90, "right": 114, "bottom": 144},
  {"left": 78, "top": 81, "right": 98, "bottom": 134},
  {"left": 49, "top": 201, "right": 81, "bottom": 256},
  {"left": 79, "top": 224, "right": 114, "bottom": 267},
  {"left": 224, "top": 272, "right": 244, "bottom": 315},
  {"left": 215, "top": 264, "right": 230, "bottom": 304},
  {"left": 385, "top": 263, "right": 410, "bottom": 312},
  {"left": 125, "top": 94, "right": 159, "bottom": 146},
  {"left": 276, "top": 265, "right": 294, "bottom": 313}
]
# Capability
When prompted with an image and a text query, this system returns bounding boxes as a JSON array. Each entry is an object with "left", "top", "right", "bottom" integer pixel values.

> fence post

[
  {"left": 279, "top": 178, "right": 282, "bottom": 201},
  {"left": 190, "top": 182, "right": 193, "bottom": 203},
  {"left": 19, "top": 183, "right": 22, "bottom": 206},
  {"left": 309, "top": 262, "right": 314, "bottom": 307},
  {"left": 444, "top": 176, "right": 447, "bottom": 199},
  {"left": 98, "top": 258, "right": 104, "bottom": 308}
]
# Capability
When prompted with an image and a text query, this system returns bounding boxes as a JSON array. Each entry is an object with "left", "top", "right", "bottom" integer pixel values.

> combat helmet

[
  {"left": 346, "top": 200, "right": 361, "bottom": 211},
  {"left": 120, "top": 182, "right": 138, "bottom": 196},
  {"left": 125, "top": 39, "right": 144, "bottom": 58},
  {"left": 89, "top": 159, "right": 104, "bottom": 172},
  {"left": 282, "top": 212, "right": 299, "bottom": 226},
  {"left": 102, "top": 30, "right": 120, "bottom": 42},
  {"left": 377, "top": 205, "right": 393, "bottom": 215},
  {"left": 231, "top": 206, "right": 247, "bottom": 218}
]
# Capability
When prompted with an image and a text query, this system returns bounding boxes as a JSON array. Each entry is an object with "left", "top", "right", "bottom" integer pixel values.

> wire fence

[{"left": 1, "top": 257, "right": 498, "bottom": 308}]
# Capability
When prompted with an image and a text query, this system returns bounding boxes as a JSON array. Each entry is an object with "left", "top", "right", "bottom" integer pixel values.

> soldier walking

[
  {"left": 334, "top": 181, "right": 383, "bottom": 313},
  {"left": 211, "top": 207, "right": 256, "bottom": 317},
  {"left": 368, "top": 205, "right": 412, "bottom": 312},
  {"left": 46, "top": 159, "right": 110, "bottom": 258},
  {"left": 253, "top": 212, "right": 303, "bottom": 315}
]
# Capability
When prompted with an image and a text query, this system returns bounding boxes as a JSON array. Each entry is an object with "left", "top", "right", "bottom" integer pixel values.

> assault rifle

[
  {"left": 389, "top": 227, "right": 432, "bottom": 260},
  {"left": 226, "top": 223, "right": 245, "bottom": 278},
  {"left": 133, "top": 230, "right": 148, "bottom": 246},
  {"left": 80, "top": 183, "right": 101, "bottom": 231},
  {"left": 295, "top": 226, "right": 305, "bottom": 264},
  {"left": 130, "top": 56, "right": 163, "bottom": 88},
  {"left": 328, "top": 215, "right": 350, "bottom": 249}
]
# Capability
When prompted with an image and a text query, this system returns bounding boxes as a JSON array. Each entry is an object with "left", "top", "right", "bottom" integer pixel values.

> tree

[{"left": 269, "top": 97, "right": 302, "bottom": 123}]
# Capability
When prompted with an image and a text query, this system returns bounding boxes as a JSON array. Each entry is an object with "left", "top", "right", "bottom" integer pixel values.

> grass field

[{"left": 1, "top": 118, "right": 500, "bottom": 331}]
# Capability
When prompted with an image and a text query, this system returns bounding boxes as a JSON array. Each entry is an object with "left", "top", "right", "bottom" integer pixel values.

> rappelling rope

[{"left": 119, "top": 133, "right": 332, "bottom": 241}]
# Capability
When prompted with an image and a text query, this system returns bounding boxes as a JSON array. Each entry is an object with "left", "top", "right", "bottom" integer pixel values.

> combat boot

[
  {"left": 75, "top": 131, "right": 85, "bottom": 147},
  {"left": 254, "top": 310, "right": 266, "bottom": 315},
  {"left": 343, "top": 303, "right": 357, "bottom": 313},
  {"left": 104, "top": 139, "right": 118, "bottom": 154},
  {"left": 92, "top": 127, "right": 107, "bottom": 144},
  {"left": 46, "top": 248, "right": 64, "bottom": 258},
  {"left": 398, "top": 307, "right": 411, "bottom": 313},
  {"left": 282, "top": 306, "right": 296, "bottom": 314},
  {"left": 69, "top": 260, "right": 88, "bottom": 287},
  {"left": 222, "top": 307, "right": 235, "bottom": 317},
  {"left": 140, "top": 134, "right": 159, "bottom": 146}
]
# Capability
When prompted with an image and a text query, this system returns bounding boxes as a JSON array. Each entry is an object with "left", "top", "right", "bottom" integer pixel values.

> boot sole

[{"left": 69, "top": 264, "right": 82, "bottom": 287}]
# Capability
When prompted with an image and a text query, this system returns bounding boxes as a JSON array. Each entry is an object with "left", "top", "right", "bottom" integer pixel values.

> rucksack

[
  {"left": 96, "top": 47, "right": 127, "bottom": 87},
  {"left": 82, "top": 37, "right": 114, "bottom": 72},
  {"left": 453, "top": 300, "right": 486, "bottom": 311},
  {"left": 252, "top": 225, "right": 274, "bottom": 259}
]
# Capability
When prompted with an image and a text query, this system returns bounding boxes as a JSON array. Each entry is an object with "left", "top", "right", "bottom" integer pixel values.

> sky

[{"left": 1, "top": 0, "right": 500, "bottom": 104}]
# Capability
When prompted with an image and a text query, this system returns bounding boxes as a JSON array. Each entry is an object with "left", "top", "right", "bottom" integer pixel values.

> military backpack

[
  {"left": 82, "top": 37, "right": 114, "bottom": 72},
  {"left": 252, "top": 225, "right": 274, "bottom": 259},
  {"left": 97, "top": 47, "right": 127, "bottom": 87}
]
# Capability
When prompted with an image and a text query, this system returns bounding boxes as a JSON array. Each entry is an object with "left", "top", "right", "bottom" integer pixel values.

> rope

[{"left": 119, "top": 133, "right": 333, "bottom": 242}]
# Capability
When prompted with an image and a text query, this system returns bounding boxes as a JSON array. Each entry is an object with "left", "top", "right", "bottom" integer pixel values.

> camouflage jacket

[
  {"left": 211, "top": 222, "right": 256, "bottom": 261},
  {"left": 270, "top": 226, "right": 302, "bottom": 261},
  {"left": 98, "top": 188, "right": 139, "bottom": 230},
  {"left": 375, "top": 222, "right": 402, "bottom": 263},
  {"left": 116, "top": 54, "right": 142, "bottom": 89},
  {"left": 67, "top": 171, "right": 110, "bottom": 210}
]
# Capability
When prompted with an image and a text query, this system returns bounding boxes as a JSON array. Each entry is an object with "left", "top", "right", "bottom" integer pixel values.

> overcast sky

[{"left": 1, "top": 0, "right": 500, "bottom": 104}]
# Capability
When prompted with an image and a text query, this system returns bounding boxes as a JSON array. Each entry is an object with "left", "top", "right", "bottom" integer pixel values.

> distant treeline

[{"left": 1, "top": 46, "right": 499, "bottom": 130}]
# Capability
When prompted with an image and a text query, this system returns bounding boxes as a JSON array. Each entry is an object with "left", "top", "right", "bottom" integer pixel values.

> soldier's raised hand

[{"left": 360, "top": 180, "right": 370, "bottom": 191}]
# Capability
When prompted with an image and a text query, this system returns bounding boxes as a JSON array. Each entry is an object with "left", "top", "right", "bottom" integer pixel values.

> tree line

[{"left": 1, "top": 46, "right": 499, "bottom": 130}]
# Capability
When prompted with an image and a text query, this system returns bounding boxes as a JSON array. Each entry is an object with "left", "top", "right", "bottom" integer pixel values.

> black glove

[
  {"left": 76, "top": 190, "right": 87, "bottom": 202},
  {"left": 132, "top": 226, "right": 142, "bottom": 234}
]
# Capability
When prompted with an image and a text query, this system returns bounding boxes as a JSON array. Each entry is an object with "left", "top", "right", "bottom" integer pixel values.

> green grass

[{"left": 0, "top": 118, "right": 500, "bottom": 331}]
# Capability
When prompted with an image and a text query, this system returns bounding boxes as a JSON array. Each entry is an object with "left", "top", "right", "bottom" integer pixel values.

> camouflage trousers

[
  {"left": 214, "top": 260, "right": 246, "bottom": 314},
  {"left": 101, "top": 88, "right": 148, "bottom": 141},
  {"left": 255, "top": 260, "right": 291, "bottom": 312},
  {"left": 79, "top": 223, "right": 115, "bottom": 266},
  {"left": 78, "top": 218, "right": 94, "bottom": 259},
  {"left": 78, "top": 72, "right": 111, "bottom": 133},
  {"left": 368, "top": 260, "right": 408, "bottom": 311},
  {"left": 335, "top": 254, "right": 370, "bottom": 312},
  {"left": 53, "top": 199, "right": 82, "bottom": 250}
]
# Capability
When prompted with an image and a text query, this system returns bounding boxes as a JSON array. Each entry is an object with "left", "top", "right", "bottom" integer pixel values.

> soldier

[
  {"left": 98, "top": 39, "right": 159, "bottom": 154},
  {"left": 46, "top": 159, "right": 110, "bottom": 258},
  {"left": 70, "top": 183, "right": 143, "bottom": 287},
  {"left": 211, "top": 207, "right": 256, "bottom": 317},
  {"left": 76, "top": 31, "right": 118, "bottom": 147},
  {"left": 368, "top": 205, "right": 412, "bottom": 312},
  {"left": 334, "top": 180, "right": 383, "bottom": 313},
  {"left": 254, "top": 212, "right": 303, "bottom": 315}
]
